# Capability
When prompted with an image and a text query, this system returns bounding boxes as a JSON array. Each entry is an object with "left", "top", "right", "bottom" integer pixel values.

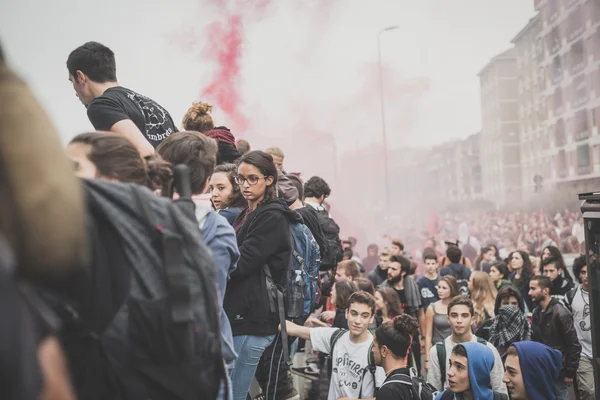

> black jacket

[
  {"left": 532, "top": 298, "right": 581, "bottom": 378},
  {"left": 550, "top": 275, "right": 574, "bottom": 302},
  {"left": 224, "top": 199, "right": 302, "bottom": 336},
  {"left": 367, "top": 265, "right": 388, "bottom": 288},
  {"left": 295, "top": 206, "right": 327, "bottom": 257}
]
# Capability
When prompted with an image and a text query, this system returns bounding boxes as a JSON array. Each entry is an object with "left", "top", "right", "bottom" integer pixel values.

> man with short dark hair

[
  {"left": 378, "top": 255, "right": 423, "bottom": 372},
  {"left": 541, "top": 256, "right": 573, "bottom": 303},
  {"left": 529, "top": 275, "right": 581, "bottom": 400},
  {"left": 427, "top": 296, "right": 507, "bottom": 394},
  {"left": 503, "top": 342, "right": 563, "bottom": 400},
  {"left": 304, "top": 176, "right": 342, "bottom": 271},
  {"left": 435, "top": 343, "right": 508, "bottom": 400},
  {"left": 563, "top": 255, "right": 594, "bottom": 400},
  {"left": 284, "top": 291, "right": 385, "bottom": 400},
  {"left": 378, "top": 255, "right": 421, "bottom": 318},
  {"left": 440, "top": 247, "right": 471, "bottom": 296},
  {"left": 67, "top": 41, "right": 177, "bottom": 156},
  {"left": 390, "top": 239, "right": 404, "bottom": 257}
]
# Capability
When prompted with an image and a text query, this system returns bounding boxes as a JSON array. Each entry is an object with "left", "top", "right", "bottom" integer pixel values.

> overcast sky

[{"left": 1, "top": 0, "right": 535, "bottom": 154}]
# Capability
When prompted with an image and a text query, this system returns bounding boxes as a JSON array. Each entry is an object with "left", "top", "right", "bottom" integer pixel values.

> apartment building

[
  {"left": 533, "top": 0, "right": 600, "bottom": 196},
  {"left": 512, "top": 15, "right": 544, "bottom": 200},
  {"left": 478, "top": 48, "right": 522, "bottom": 206}
]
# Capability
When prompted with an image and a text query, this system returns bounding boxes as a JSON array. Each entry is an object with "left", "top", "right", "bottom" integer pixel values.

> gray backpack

[{"left": 56, "top": 171, "right": 225, "bottom": 400}]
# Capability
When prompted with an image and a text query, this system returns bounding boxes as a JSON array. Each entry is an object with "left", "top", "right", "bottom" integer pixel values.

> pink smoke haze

[{"left": 199, "top": 0, "right": 275, "bottom": 133}]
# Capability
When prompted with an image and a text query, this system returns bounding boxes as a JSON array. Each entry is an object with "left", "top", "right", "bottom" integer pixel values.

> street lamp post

[{"left": 378, "top": 25, "right": 399, "bottom": 215}]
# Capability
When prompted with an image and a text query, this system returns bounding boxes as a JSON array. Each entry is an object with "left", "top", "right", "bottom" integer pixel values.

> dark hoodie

[
  {"left": 295, "top": 206, "right": 327, "bottom": 257},
  {"left": 550, "top": 274, "right": 573, "bottom": 302},
  {"left": 224, "top": 198, "right": 302, "bottom": 336},
  {"left": 513, "top": 341, "right": 562, "bottom": 400},
  {"left": 435, "top": 342, "right": 495, "bottom": 400}
]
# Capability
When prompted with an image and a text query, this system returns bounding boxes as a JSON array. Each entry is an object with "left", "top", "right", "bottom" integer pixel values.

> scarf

[{"left": 489, "top": 305, "right": 531, "bottom": 352}]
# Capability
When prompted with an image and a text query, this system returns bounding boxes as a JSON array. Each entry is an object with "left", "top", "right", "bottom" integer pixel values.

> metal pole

[{"left": 378, "top": 26, "right": 398, "bottom": 214}]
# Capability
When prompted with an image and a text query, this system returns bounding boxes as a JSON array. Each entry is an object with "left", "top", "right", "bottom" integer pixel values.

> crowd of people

[{"left": 0, "top": 39, "right": 596, "bottom": 400}]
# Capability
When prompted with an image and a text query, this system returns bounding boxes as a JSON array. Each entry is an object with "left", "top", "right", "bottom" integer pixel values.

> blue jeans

[
  {"left": 231, "top": 334, "right": 276, "bottom": 400},
  {"left": 554, "top": 379, "right": 568, "bottom": 400},
  {"left": 217, "top": 363, "right": 233, "bottom": 400}
]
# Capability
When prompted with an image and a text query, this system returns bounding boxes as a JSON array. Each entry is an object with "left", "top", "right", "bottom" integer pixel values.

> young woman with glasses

[{"left": 223, "top": 151, "right": 303, "bottom": 400}]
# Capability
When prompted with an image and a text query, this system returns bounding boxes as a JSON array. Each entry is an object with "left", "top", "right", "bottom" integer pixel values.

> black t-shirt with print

[
  {"left": 376, "top": 368, "right": 414, "bottom": 400},
  {"left": 86, "top": 86, "right": 177, "bottom": 148}
]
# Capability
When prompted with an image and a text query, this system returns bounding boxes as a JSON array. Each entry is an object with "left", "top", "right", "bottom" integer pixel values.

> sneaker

[
  {"left": 283, "top": 389, "right": 300, "bottom": 400},
  {"left": 291, "top": 366, "right": 320, "bottom": 381}
]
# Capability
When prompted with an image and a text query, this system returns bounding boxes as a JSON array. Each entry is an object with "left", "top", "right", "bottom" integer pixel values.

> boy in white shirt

[{"left": 284, "top": 291, "right": 385, "bottom": 400}]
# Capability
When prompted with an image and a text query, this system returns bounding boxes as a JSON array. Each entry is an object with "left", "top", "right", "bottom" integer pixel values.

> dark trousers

[{"left": 254, "top": 333, "right": 295, "bottom": 400}]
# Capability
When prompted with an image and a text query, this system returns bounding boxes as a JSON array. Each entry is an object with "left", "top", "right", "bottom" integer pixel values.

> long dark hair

[
  {"left": 542, "top": 245, "right": 573, "bottom": 281},
  {"left": 490, "top": 262, "right": 510, "bottom": 280},
  {"left": 213, "top": 163, "right": 246, "bottom": 208},
  {"left": 69, "top": 132, "right": 172, "bottom": 194},
  {"left": 376, "top": 287, "right": 403, "bottom": 318},
  {"left": 508, "top": 250, "right": 533, "bottom": 283},
  {"left": 237, "top": 150, "right": 278, "bottom": 204}
]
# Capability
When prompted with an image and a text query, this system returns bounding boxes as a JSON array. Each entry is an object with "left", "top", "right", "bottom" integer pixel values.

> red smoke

[
  {"left": 199, "top": 0, "right": 274, "bottom": 134},
  {"left": 201, "top": 14, "right": 247, "bottom": 131}
]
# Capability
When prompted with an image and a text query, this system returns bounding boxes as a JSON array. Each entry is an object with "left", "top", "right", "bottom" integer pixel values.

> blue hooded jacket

[
  {"left": 513, "top": 341, "right": 562, "bottom": 400},
  {"left": 435, "top": 342, "right": 495, "bottom": 400},
  {"left": 195, "top": 199, "right": 240, "bottom": 366}
]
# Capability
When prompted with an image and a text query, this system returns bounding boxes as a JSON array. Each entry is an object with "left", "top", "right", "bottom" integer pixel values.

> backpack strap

[
  {"left": 380, "top": 373, "right": 412, "bottom": 388},
  {"left": 436, "top": 342, "right": 446, "bottom": 386},
  {"left": 476, "top": 336, "right": 487, "bottom": 346},
  {"left": 263, "top": 264, "right": 290, "bottom": 364},
  {"left": 328, "top": 328, "right": 347, "bottom": 352},
  {"left": 564, "top": 287, "right": 577, "bottom": 313}
]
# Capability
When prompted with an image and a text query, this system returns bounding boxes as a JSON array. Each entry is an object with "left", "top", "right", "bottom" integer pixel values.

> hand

[
  {"left": 564, "top": 377, "right": 573, "bottom": 386},
  {"left": 307, "top": 317, "right": 328, "bottom": 327},
  {"left": 320, "top": 311, "right": 335, "bottom": 321}
]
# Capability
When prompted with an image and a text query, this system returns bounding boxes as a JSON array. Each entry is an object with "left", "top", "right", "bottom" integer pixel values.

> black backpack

[
  {"left": 380, "top": 369, "right": 438, "bottom": 400},
  {"left": 315, "top": 209, "right": 343, "bottom": 270},
  {"left": 54, "top": 168, "right": 225, "bottom": 400}
]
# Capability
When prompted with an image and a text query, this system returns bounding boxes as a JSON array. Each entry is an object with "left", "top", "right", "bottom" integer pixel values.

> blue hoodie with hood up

[
  {"left": 513, "top": 341, "right": 562, "bottom": 400},
  {"left": 194, "top": 197, "right": 240, "bottom": 366},
  {"left": 435, "top": 342, "right": 495, "bottom": 400}
]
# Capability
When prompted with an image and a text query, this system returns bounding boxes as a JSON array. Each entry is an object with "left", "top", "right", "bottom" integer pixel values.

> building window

[{"left": 578, "top": 144, "right": 591, "bottom": 175}]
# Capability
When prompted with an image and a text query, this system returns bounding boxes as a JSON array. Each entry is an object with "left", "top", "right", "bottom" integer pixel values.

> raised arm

[{"left": 283, "top": 320, "right": 311, "bottom": 340}]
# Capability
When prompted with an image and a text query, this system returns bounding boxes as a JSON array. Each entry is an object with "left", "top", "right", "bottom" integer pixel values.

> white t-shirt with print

[{"left": 310, "top": 328, "right": 385, "bottom": 400}]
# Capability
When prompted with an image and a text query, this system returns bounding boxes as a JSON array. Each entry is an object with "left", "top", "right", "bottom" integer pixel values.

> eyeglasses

[{"left": 234, "top": 175, "right": 267, "bottom": 186}]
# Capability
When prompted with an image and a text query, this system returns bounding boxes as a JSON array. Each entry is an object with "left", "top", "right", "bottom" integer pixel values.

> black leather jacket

[{"left": 532, "top": 298, "right": 581, "bottom": 378}]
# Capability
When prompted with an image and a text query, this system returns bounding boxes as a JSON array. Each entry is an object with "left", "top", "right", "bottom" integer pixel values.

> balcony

[{"left": 579, "top": 165, "right": 592, "bottom": 175}]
